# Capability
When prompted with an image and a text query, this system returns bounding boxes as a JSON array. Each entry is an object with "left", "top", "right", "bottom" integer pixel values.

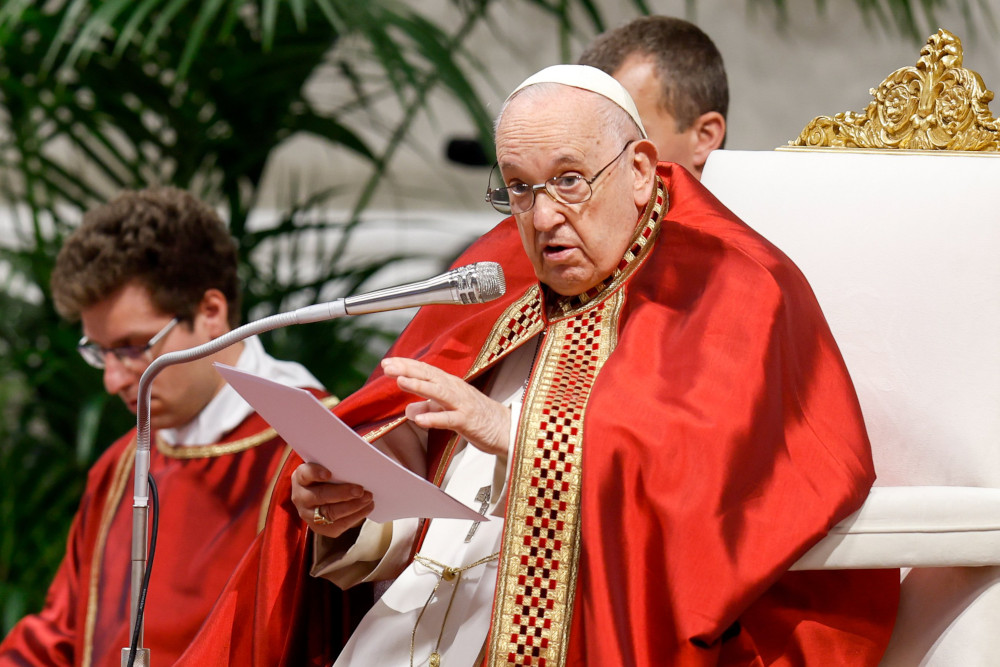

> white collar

[{"left": 158, "top": 336, "right": 322, "bottom": 446}]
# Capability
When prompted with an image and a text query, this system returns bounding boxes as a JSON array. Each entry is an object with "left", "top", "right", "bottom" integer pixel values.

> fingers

[
  {"left": 408, "top": 406, "right": 459, "bottom": 431},
  {"left": 405, "top": 402, "right": 469, "bottom": 433},
  {"left": 292, "top": 463, "right": 365, "bottom": 500},
  {"left": 383, "top": 357, "right": 458, "bottom": 407},
  {"left": 308, "top": 495, "right": 375, "bottom": 538},
  {"left": 291, "top": 462, "right": 374, "bottom": 538},
  {"left": 384, "top": 358, "right": 511, "bottom": 457},
  {"left": 313, "top": 482, "right": 371, "bottom": 506},
  {"left": 404, "top": 400, "right": 439, "bottom": 419},
  {"left": 382, "top": 356, "right": 437, "bottom": 380},
  {"left": 292, "top": 461, "right": 333, "bottom": 486}
]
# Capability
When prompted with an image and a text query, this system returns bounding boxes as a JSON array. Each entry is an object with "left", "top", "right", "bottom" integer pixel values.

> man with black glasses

[
  {"left": 179, "top": 66, "right": 898, "bottom": 665},
  {"left": 0, "top": 188, "right": 338, "bottom": 666}
]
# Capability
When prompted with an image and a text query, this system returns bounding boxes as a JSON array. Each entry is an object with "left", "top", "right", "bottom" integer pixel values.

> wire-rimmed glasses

[
  {"left": 485, "top": 141, "right": 633, "bottom": 215},
  {"left": 77, "top": 317, "right": 179, "bottom": 370}
]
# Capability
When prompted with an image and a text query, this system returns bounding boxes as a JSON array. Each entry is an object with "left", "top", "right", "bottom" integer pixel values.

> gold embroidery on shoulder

[
  {"left": 82, "top": 439, "right": 136, "bottom": 667},
  {"left": 469, "top": 286, "right": 545, "bottom": 375}
]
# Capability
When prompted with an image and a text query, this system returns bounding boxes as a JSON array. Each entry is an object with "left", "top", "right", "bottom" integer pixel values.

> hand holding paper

[{"left": 214, "top": 363, "right": 485, "bottom": 523}]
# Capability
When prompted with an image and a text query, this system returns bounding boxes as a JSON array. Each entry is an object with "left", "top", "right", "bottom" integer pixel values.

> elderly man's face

[{"left": 495, "top": 87, "right": 655, "bottom": 296}]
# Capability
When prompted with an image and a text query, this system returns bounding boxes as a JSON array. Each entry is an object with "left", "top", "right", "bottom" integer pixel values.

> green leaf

[
  {"left": 143, "top": 0, "right": 197, "bottom": 58},
  {"left": 288, "top": 0, "right": 308, "bottom": 32},
  {"left": 176, "top": 0, "right": 229, "bottom": 78},
  {"left": 39, "top": 0, "right": 90, "bottom": 74},
  {"left": 262, "top": 0, "right": 279, "bottom": 50},
  {"left": 289, "top": 114, "right": 375, "bottom": 160},
  {"left": 62, "top": 0, "right": 133, "bottom": 72},
  {"left": 75, "top": 393, "right": 110, "bottom": 465},
  {"left": 0, "top": 0, "right": 34, "bottom": 41},
  {"left": 113, "top": 0, "right": 162, "bottom": 59}
]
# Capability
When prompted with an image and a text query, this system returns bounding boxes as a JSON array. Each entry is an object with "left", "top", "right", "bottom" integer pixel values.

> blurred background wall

[{"left": 256, "top": 0, "right": 1000, "bottom": 213}]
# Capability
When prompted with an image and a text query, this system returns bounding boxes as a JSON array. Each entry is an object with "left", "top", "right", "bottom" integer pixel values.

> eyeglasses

[
  {"left": 485, "top": 141, "right": 634, "bottom": 215},
  {"left": 77, "top": 317, "right": 179, "bottom": 370}
]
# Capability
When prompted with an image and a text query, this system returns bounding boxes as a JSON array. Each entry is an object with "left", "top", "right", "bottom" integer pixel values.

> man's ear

[
  {"left": 630, "top": 138, "right": 659, "bottom": 208},
  {"left": 194, "top": 288, "right": 231, "bottom": 338},
  {"left": 690, "top": 111, "right": 726, "bottom": 177}
]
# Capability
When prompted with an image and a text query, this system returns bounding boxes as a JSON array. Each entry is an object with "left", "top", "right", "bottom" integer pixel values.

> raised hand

[{"left": 381, "top": 357, "right": 511, "bottom": 458}]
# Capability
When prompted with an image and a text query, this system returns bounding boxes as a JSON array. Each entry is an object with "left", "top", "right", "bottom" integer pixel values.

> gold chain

[{"left": 409, "top": 551, "right": 501, "bottom": 667}]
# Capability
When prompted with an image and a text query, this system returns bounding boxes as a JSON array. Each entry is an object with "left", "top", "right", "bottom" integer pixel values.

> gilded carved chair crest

[{"left": 790, "top": 29, "right": 1000, "bottom": 151}]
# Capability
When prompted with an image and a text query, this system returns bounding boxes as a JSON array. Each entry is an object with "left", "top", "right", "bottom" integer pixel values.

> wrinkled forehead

[{"left": 495, "top": 85, "right": 627, "bottom": 159}]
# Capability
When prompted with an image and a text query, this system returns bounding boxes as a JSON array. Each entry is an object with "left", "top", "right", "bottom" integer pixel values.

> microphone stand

[
  {"left": 122, "top": 300, "right": 348, "bottom": 666},
  {"left": 121, "top": 261, "right": 505, "bottom": 666}
]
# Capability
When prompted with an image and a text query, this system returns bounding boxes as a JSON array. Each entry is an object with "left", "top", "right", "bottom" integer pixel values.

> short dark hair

[
  {"left": 51, "top": 187, "right": 241, "bottom": 327},
  {"left": 578, "top": 15, "right": 728, "bottom": 132}
]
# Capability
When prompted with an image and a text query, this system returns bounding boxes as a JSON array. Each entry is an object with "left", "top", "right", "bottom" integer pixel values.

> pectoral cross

[{"left": 464, "top": 485, "right": 492, "bottom": 543}]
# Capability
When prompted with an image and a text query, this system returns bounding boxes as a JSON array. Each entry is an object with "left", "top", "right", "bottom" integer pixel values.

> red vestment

[
  {"left": 177, "top": 165, "right": 898, "bottom": 666},
  {"left": 0, "top": 393, "right": 341, "bottom": 667}
]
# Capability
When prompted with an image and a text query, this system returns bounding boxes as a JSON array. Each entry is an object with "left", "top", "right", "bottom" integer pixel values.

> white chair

[{"left": 701, "top": 28, "right": 1000, "bottom": 666}]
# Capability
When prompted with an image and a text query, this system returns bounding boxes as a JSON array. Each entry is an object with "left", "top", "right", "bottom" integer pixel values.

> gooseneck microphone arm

[{"left": 122, "top": 262, "right": 505, "bottom": 666}]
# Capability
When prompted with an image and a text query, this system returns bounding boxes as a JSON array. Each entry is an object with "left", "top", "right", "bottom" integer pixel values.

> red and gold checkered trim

[
  {"left": 470, "top": 286, "right": 546, "bottom": 373},
  {"left": 488, "top": 290, "right": 626, "bottom": 666}
]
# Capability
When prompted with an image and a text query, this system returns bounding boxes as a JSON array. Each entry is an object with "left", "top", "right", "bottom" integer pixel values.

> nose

[
  {"left": 528, "top": 189, "right": 565, "bottom": 232},
  {"left": 102, "top": 355, "right": 138, "bottom": 396}
]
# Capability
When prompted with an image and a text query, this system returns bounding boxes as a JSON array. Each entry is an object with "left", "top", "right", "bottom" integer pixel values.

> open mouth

[{"left": 543, "top": 244, "right": 574, "bottom": 259}]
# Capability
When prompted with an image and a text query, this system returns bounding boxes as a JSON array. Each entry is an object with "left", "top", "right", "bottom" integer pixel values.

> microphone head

[{"left": 455, "top": 262, "right": 506, "bottom": 304}]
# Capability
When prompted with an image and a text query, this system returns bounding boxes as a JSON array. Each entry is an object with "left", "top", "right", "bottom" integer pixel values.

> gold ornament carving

[{"left": 790, "top": 29, "right": 1000, "bottom": 151}]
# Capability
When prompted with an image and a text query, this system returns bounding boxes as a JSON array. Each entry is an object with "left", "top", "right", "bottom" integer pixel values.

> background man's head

[
  {"left": 493, "top": 67, "right": 658, "bottom": 296},
  {"left": 51, "top": 187, "right": 242, "bottom": 427},
  {"left": 51, "top": 187, "right": 240, "bottom": 326},
  {"left": 578, "top": 15, "right": 728, "bottom": 180}
]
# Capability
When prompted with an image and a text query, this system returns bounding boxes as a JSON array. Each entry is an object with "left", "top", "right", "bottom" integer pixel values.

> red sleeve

[{"left": 1, "top": 433, "right": 134, "bottom": 666}]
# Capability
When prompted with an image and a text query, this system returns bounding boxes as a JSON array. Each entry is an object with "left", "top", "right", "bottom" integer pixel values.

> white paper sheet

[{"left": 215, "top": 363, "right": 485, "bottom": 523}]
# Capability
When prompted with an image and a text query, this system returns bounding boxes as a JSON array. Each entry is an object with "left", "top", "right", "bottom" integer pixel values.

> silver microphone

[{"left": 344, "top": 261, "right": 506, "bottom": 315}]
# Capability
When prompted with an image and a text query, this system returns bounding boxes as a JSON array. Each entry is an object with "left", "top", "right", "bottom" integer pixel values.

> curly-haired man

[{"left": 0, "top": 188, "right": 335, "bottom": 666}]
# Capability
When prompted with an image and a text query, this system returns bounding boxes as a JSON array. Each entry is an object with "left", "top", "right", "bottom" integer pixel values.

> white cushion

[{"left": 793, "top": 486, "right": 1000, "bottom": 569}]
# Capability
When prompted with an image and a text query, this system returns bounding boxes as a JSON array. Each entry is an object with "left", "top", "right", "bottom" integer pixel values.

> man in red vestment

[
  {"left": 579, "top": 15, "right": 728, "bottom": 181},
  {"left": 0, "top": 188, "right": 352, "bottom": 666},
  {"left": 177, "top": 66, "right": 899, "bottom": 665}
]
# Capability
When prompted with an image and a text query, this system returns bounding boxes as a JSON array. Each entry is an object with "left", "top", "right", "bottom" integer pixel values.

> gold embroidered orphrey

[
  {"left": 789, "top": 28, "right": 1000, "bottom": 151},
  {"left": 482, "top": 178, "right": 666, "bottom": 667}
]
